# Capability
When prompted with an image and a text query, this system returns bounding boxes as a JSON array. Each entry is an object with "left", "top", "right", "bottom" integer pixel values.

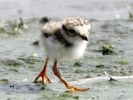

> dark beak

[{"left": 80, "top": 35, "right": 88, "bottom": 41}]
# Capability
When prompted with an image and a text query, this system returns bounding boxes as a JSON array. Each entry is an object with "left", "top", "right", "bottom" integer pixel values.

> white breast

[
  {"left": 40, "top": 35, "right": 88, "bottom": 61},
  {"left": 59, "top": 41, "right": 88, "bottom": 60}
]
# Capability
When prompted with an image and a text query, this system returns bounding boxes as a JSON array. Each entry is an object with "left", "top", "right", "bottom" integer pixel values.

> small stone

[{"left": 40, "top": 17, "right": 49, "bottom": 23}]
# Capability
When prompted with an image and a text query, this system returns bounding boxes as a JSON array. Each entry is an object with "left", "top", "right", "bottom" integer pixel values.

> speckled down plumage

[{"left": 40, "top": 17, "right": 91, "bottom": 61}]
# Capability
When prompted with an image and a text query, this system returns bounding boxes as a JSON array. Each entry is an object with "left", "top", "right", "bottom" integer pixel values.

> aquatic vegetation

[
  {"left": 0, "top": 18, "right": 28, "bottom": 35},
  {"left": 32, "top": 40, "right": 39, "bottom": 46},
  {"left": 98, "top": 39, "right": 116, "bottom": 55}
]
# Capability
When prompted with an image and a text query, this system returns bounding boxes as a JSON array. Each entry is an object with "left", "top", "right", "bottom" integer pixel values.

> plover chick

[{"left": 34, "top": 17, "right": 91, "bottom": 92}]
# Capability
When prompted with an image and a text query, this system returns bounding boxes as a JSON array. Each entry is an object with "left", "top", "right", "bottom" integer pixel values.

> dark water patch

[
  {"left": 96, "top": 64, "right": 105, "bottom": 68},
  {"left": 0, "top": 82, "right": 46, "bottom": 94},
  {"left": 55, "top": 93, "right": 79, "bottom": 100},
  {"left": 0, "top": 58, "right": 23, "bottom": 66},
  {"left": 18, "top": 55, "right": 41, "bottom": 64}
]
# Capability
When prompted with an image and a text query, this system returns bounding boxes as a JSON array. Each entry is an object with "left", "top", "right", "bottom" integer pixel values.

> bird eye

[{"left": 68, "top": 29, "right": 76, "bottom": 33}]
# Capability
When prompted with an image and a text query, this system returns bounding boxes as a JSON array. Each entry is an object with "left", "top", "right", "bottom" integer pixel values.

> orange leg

[
  {"left": 52, "top": 60, "right": 89, "bottom": 92},
  {"left": 34, "top": 57, "right": 52, "bottom": 84}
]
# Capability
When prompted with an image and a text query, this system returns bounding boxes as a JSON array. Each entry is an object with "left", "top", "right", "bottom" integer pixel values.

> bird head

[{"left": 62, "top": 17, "right": 91, "bottom": 42}]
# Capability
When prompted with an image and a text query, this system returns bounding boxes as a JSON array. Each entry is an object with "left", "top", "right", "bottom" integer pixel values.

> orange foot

[
  {"left": 67, "top": 84, "right": 89, "bottom": 92},
  {"left": 34, "top": 69, "right": 52, "bottom": 84}
]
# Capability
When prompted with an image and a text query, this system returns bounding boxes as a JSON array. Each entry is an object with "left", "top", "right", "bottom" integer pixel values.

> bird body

[
  {"left": 40, "top": 17, "right": 91, "bottom": 61},
  {"left": 34, "top": 17, "right": 91, "bottom": 92}
]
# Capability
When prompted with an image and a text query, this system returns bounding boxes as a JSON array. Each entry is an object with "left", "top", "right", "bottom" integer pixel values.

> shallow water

[{"left": 0, "top": 0, "right": 133, "bottom": 100}]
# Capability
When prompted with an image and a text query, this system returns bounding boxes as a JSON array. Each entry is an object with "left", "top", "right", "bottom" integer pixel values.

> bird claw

[
  {"left": 34, "top": 72, "right": 52, "bottom": 84},
  {"left": 45, "top": 76, "right": 52, "bottom": 84}
]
